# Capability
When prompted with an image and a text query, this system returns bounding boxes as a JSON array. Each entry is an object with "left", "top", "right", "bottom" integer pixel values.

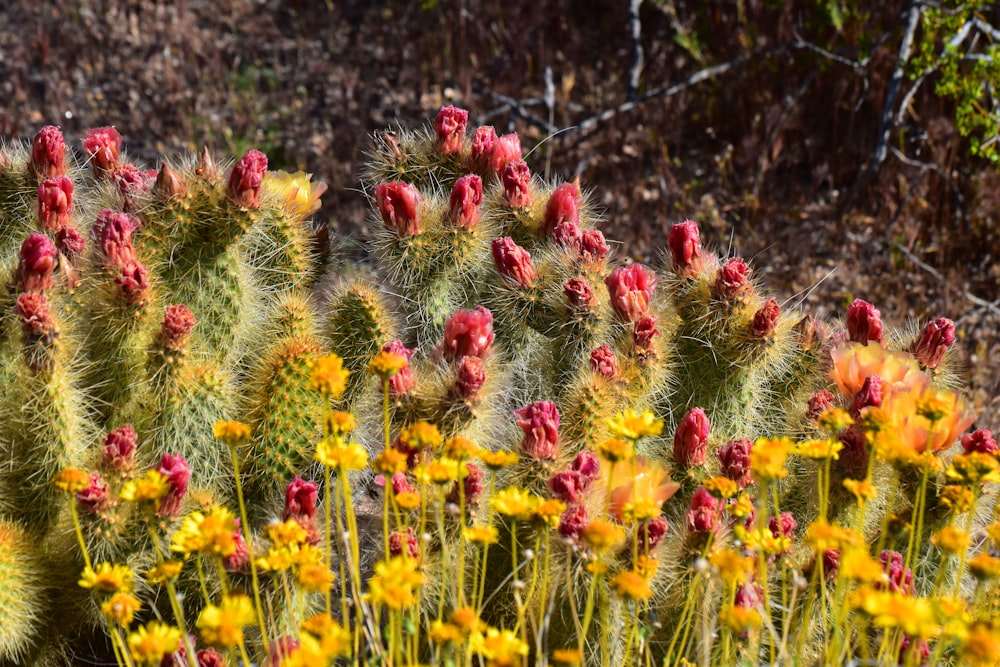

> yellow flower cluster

[
  {"left": 170, "top": 507, "right": 238, "bottom": 558},
  {"left": 196, "top": 594, "right": 255, "bottom": 648},
  {"left": 368, "top": 556, "right": 425, "bottom": 610},
  {"left": 607, "top": 409, "right": 664, "bottom": 440}
]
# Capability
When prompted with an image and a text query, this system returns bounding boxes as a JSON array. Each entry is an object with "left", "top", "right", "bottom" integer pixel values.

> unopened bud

[
  {"left": 589, "top": 345, "right": 618, "bottom": 378},
  {"left": 668, "top": 220, "right": 707, "bottom": 276},
  {"left": 580, "top": 229, "right": 609, "bottom": 261},
  {"left": 82, "top": 126, "right": 122, "bottom": 173},
  {"left": 501, "top": 160, "right": 531, "bottom": 209},
  {"left": 31, "top": 126, "right": 66, "bottom": 178},
  {"left": 376, "top": 181, "right": 422, "bottom": 237},
  {"left": 563, "top": 276, "right": 595, "bottom": 310},
  {"left": 910, "top": 317, "right": 955, "bottom": 369},
  {"left": 196, "top": 146, "right": 218, "bottom": 179},
  {"left": 227, "top": 149, "right": 268, "bottom": 208},
  {"left": 448, "top": 174, "right": 482, "bottom": 230},
  {"left": 159, "top": 304, "right": 196, "bottom": 353},
  {"left": 155, "top": 162, "right": 187, "bottom": 200},
  {"left": 846, "top": 299, "right": 883, "bottom": 346},
  {"left": 543, "top": 183, "right": 580, "bottom": 237},
  {"left": 434, "top": 106, "right": 468, "bottom": 155},
  {"left": 714, "top": 257, "right": 751, "bottom": 302},
  {"left": 16, "top": 233, "right": 58, "bottom": 292},
  {"left": 56, "top": 225, "right": 86, "bottom": 258},
  {"left": 115, "top": 262, "right": 150, "bottom": 307},
  {"left": 751, "top": 298, "right": 780, "bottom": 339},
  {"left": 492, "top": 237, "right": 536, "bottom": 287},
  {"left": 455, "top": 355, "right": 486, "bottom": 401},
  {"left": 471, "top": 126, "right": 497, "bottom": 170},
  {"left": 674, "top": 407, "right": 711, "bottom": 467},
  {"left": 37, "top": 177, "right": 73, "bottom": 232},
  {"left": 489, "top": 133, "right": 522, "bottom": 176}
]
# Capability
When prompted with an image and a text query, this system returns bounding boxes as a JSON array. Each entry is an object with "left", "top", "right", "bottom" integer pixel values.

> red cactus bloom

[
  {"left": 846, "top": 299, "right": 884, "bottom": 346},
  {"left": 501, "top": 160, "right": 532, "bottom": 209},
  {"left": 115, "top": 261, "right": 150, "bottom": 307},
  {"left": 112, "top": 164, "right": 152, "bottom": 200},
  {"left": 514, "top": 400, "right": 560, "bottom": 460},
  {"left": 589, "top": 345, "right": 618, "bottom": 378},
  {"left": 571, "top": 450, "right": 601, "bottom": 483},
  {"left": 837, "top": 426, "right": 870, "bottom": 477},
  {"left": 283, "top": 475, "right": 320, "bottom": 545},
  {"left": 807, "top": 390, "right": 836, "bottom": 422},
  {"left": 443, "top": 306, "right": 494, "bottom": 362},
  {"left": 455, "top": 355, "right": 486, "bottom": 401},
  {"left": 224, "top": 520, "right": 250, "bottom": 574},
  {"left": 563, "top": 276, "right": 595, "bottom": 310},
  {"left": 639, "top": 516, "right": 670, "bottom": 554},
  {"left": 389, "top": 527, "right": 420, "bottom": 559},
  {"left": 548, "top": 471, "right": 586, "bottom": 504},
  {"left": 558, "top": 504, "right": 588, "bottom": 541},
  {"left": 446, "top": 462, "right": 484, "bottom": 507},
  {"left": 76, "top": 472, "right": 110, "bottom": 516},
  {"left": 734, "top": 582, "right": 763, "bottom": 609},
  {"left": 633, "top": 315, "right": 659, "bottom": 354},
  {"left": 492, "top": 237, "right": 537, "bottom": 287},
  {"left": 668, "top": 219, "right": 707, "bottom": 276},
  {"left": 434, "top": 106, "right": 469, "bottom": 155},
  {"left": 470, "top": 126, "right": 497, "bottom": 169},
  {"left": 156, "top": 453, "right": 191, "bottom": 517},
  {"left": 489, "top": 132, "right": 522, "bottom": 176},
  {"left": 717, "top": 439, "right": 754, "bottom": 488},
  {"left": 83, "top": 126, "right": 123, "bottom": 172},
  {"left": 850, "top": 375, "right": 883, "bottom": 416},
  {"left": 551, "top": 220, "right": 583, "bottom": 250},
  {"left": 605, "top": 263, "right": 658, "bottom": 322},
  {"left": 673, "top": 407, "right": 711, "bottom": 466},
  {"left": 911, "top": 317, "right": 955, "bottom": 369},
  {"left": 580, "top": 229, "right": 610, "bottom": 261},
  {"left": 962, "top": 429, "right": 997, "bottom": 455},
  {"left": 878, "top": 550, "right": 913, "bottom": 594},
  {"left": 715, "top": 257, "right": 751, "bottom": 301},
  {"left": 375, "top": 181, "right": 423, "bottom": 237},
  {"left": 56, "top": 225, "right": 86, "bottom": 257},
  {"left": 448, "top": 174, "right": 483, "bottom": 230},
  {"left": 97, "top": 209, "right": 139, "bottom": 268},
  {"left": 686, "top": 486, "right": 721, "bottom": 533},
  {"left": 227, "top": 149, "right": 268, "bottom": 208},
  {"left": 15, "top": 292, "right": 54, "bottom": 337},
  {"left": 769, "top": 512, "right": 798, "bottom": 542},
  {"left": 751, "top": 298, "right": 780, "bottom": 339},
  {"left": 382, "top": 339, "right": 417, "bottom": 397},
  {"left": 31, "top": 126, "right": 66, "bottom": 178},
  {"left": 102, "top": 425, "right": 137, "bottom": 472},
  {"left": 159, "top": 304, "right": 196, "bottom": 353},
  {"left": 16, "top": 233, "right": 58, "bottom": 293},
  {"left": 37, "top": 177, "right": 73, "bottom": 233},
  {"left": 543, "top": 183, "right": 580, "bottom": 237}
]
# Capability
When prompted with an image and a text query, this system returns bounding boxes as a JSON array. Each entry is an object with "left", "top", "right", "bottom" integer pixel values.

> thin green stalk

[{"left": 229, "top": 444, "right": 270, "bottom": 655}]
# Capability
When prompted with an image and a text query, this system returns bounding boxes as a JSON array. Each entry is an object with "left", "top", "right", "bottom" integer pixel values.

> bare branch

[
  {"left": 873, "top": 2, "right": 923, "bottom": 171},
  {"left": 627, "top": 0, "right": 644, "bottom": 103},
  {"left": 472, "top": 88, "right": 556, "bottom": 134},
  {"left": 896, "top": 20, "right": 973, "bottom": 125}
]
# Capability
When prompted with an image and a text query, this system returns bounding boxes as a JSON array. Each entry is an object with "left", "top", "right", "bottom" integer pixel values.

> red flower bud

[
  {"left": 389, "top": 527, "right": 420, "bottom": 559},
  {"left": 76, "top": 472, "right": 110, "bottom": 516},
  {"left": 448, "top": 174, "right": 483, "bottom": 230},
  {"left": 227, "top": 149, "right": 268, "bottom": 208},
  {"left": 492, "top": 237, "right": 536, "bottom": 287},
  {"left": 434, "top": 106, "right": 468, "bottom": 155},
  {"left": 961, "top": 429, "right": 997, "bottom": 455},
  {"left": 769, "top": 512, "right": 798, "bottom": 541},
  {"left": 734, "top": 582, "right": 763, "bottom": 609},
  {"left": 715, "top": 257, "right": 751, "bottom": 301},
  {"left": 751, "top": 298, "right": 780, "bottom": 339},
  {"left": 112, "top": 164, "right": 153, "bottom": 202},
  {"left": 15, "top": 292, "right": 54, "bottom": 337},
  {"left": 159, "top": 304, "right": 196, "bottom": 353},
  {"left": 501, "top": 160, "right": 532, "bottom": 209},
  {"left": 668, "top": 219, "right": 706, "bottom": 276},
  {"left": 605, "top": 263, "right": 658, "bottom": 322},
  {"left": 225, "top": 520, "right": 251, "bottom": 574},
  {"left": 846, "top": 299, "right": 884, "bottom": 346},
  {"left": 589, "top": 345, "right": 618, "bottom": 378},
  {"left": 910, "top": 317, "right": 955, "bottom": 369},
  {"left": 633, "top": 315, "right": 659, "bottom": 354},
  {"left": 16, "top": 233, "right": 58, "bottom": 292},
  {"left": 837, "top": 426, "right": 869, "bottom": 477},
  {"left": 83, "top": 126, "right": 122, "bottom": 172},
  {"left": 550, "top": 220, "right": 583, "bottom": 251},
  {"left": 470, "top": 126, "right": 497, "bottom": 169},
  {"left": 878, "top": 550, "right": 913, "bottom": 594},
  {"left": 580, "top": 229, "right": 610, "bottom": 261},
  {"left": 571, "top": 450, "right": 601, "bottom": 483},
  {"left": 717, "top": 439, "right": 753, "bottom": 488},
  {"left": 446, "top": 462, "right": 484, "bottom": 507},
  {"left": 283, "top": 475, "right": 320, "bottom": 545},
  {"left": 514, "top": 400, "right": 560, "bottom": 460},
  {"left": 548, "top": 471, "right": 586, "bottom": 504},
  {"left": 102, "top": 425, "right": 137, "bottom": 472},
  {"left": 558, "top": 504, "right": 588, "bottom": 541},
  {"left": 37, "top": 177, "right": 73, "bottom": 232},
  {"left": 96, "top": 209, "right": 139, "bottom": 268},
  {"left": 489, "top": 132, "right": 522, "bottom": 176},
  {"left": 455, "top": 355, "right": 486, "bottom": 401},
  {"left": 674, "top": 407, "right": 711, "bottom": 466},
  {"left": 639, "top": 516, "right": 670, "bottom": 554},
  {"left": 850, "top": 375, "right": 883, "bottom": 416},
  {"left": 31, "top": 126, "right": 66, "bottom": 178},
  {"left": 375, "top": 181, "right": 423, "bottom": 237},
  {"left": 443, "top": 306, "right": 494, "bottom": 362},
  {"left": 115, "top": 262, "right": 150, "bottom": 307},
  {"left": 686, "top": 486, "right": 721, "bottom": 533},
  {"left": 383, "top": 340, "right": 416, "bottom": 397},
  {"left": 56, "top": 225, "right": 86, "bottom": 257},
  {"left": 156, "top": 453, "right": 191, "bottom": 517},
  {"left": 563, "top": 276, "right": 595, "bottom": 310},
  {"left": 543, "top": 183, "right": 580, "bottom": 237},
  {"left": 806, "top": 390, "right": 836, "bottom": 422},
  {"left": 391, "top": 471, "right": 416, "bottom": 497}
]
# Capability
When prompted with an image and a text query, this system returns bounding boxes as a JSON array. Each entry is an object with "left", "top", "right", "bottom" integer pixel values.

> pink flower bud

[
  {"left": 898, "top": 635, "right": 930, "bottom": 666},
  {"left": 668, "top": 220, "right": 706, "bottom": 276},
  {"left": 159, "top": 304, "right": 196, "bottom": 353},
  {"left": 580, "top": 229, "right": 610, "bottom": 261},
  {"left": 639, "top": 516, "right": 669, "bottom": 554},
  {"left": 769, "top": 512, "right": 798, "bottom": 541},
  {"left": 501, "top": 160, "right": 532, "bottom": 209},
  {"left": 571, "top": 450, "right": 601, "bottom": 482},
  {"left": 383, "top": 340, "right": 416, "bottom": 397},
  {"left": 96, "top": 209, "right": 139, "bottom": 268},
  {"left": 156, "top": 453, "right": 190, "bottom": 517},
  {"left": 446, "top": 462, "right": 484, "bottom": 507},
  {"left": 227, "top": 149, "right": 268, "bottom": 208},
  {"left": 846, "top": 299, "right": 884, "bottom": 345},
  {"left": 686, "top": 486, "right": 721, "bottom": 533},
  {"left": 821, "top": 549, "right": 840, "bottom": 579},
  {"left": 715, "top": 257, "right": 751, "bottom": 301},
  {"left": 448, "top": 174, "right": 483, "bottom": 229},
  {"left": 558, "top": 504, "right": 588, "bottom": 541},
  {"left": 548, "top": 471, "right": 585, "bottom": 504},
  {"left": 961, "top": 429, "right": 997, "bottom": 455},
  {"left": 489, "top": 132, "right": 522, "bottom": 176},
  {"left": 589, "top": 345, "right": 618, "bottom": 378},
  {"left": 751, "top": 298, "right": 780, "bottom": 339},
  {"left": 56, "top": 225, "right": 86, "bottom": 257},
  {"left": 224, "top": 520, "right": 250, "bottom": 574},
  {"left": 734, "top": 582, "right": 763, "bottom": 609},
  {"left": 455, "top": 355, "right": 486, "bottom": 401},
  {"left": 850, "top": 375, "right": 883, "bottom": 416},
  {"left": 115, "top": 262, "right": 150, "bottom": 307},
  {"left": 878, "top": 550, "right": 913, "bottom": 594},
  {"left": 37, "top": 177, "right": 73, "bottom": 233},
  {"left": 911, "top": 317, "right": 955, "bottom": 369},
  {"left": 550, "top": 220, "right": 583, "bottom": 250},
  {"left": 31, "top": 126, "right": 66, "bottom": 178},
  {"left": 283, "top": 475, "right": 320, "bottom": 546},
  {"left": 807, "top": 390, "right": 836, "bottom": 422},
  {"left": 514, "top": 400, "right": 560, "bottom": 460},
  {"left": 543, "top": 183, "right": 580, "bottom": 237},
  {"left": 633, "top": 315, "right": 659, "bottom": 354},
  {"left": 434, "top": 106, "right": 468, "bottom": 155},
  {"left": 83, "top": 126, "right": 122, "bottom": 172},
  {"left": 443, "top": 306, "right": 494, "bottom": 362},
  {"left": 470, "top": 126, "right": 497, "bottom": 169},
  {"left": 266, "top": 640, "right": 297, "bottom": 667},
  {"left": 391, "top": 471, "right": 416, "bottom": 497},
  {"left": 15, "top": 292, "right": 54, "bottom": 337},
  {"left": 389, "top": 527, "right": 420, "bottom": 559},
  {"left": 16, "top": 233, "right": 58, "bottom": 292},
  {"left": 563, "top": 276, "right": 595, "bottom": 310},
  {"left": 605, "top": 263, "right": 658, "bottom": 322},
  {"left": 492, "top": 237, "right": 537, "bottom": 287},
  {"left": 717, "top": 439, "right": 753, "bottom": 488},
  {"left": 76, "top": 472, "right": 110, "bottom": 516},
  {"left": 102, "top": 425, "right": 137, "bottom": 472},
  {"left": 674, "top": 407, "right": 711, "bottom": 466},
  {"left": 375, "top": 181, "right": 423, "bottom": 237},
  {"left": 112, "top": 164, "right": 153, "bottom": 201}
]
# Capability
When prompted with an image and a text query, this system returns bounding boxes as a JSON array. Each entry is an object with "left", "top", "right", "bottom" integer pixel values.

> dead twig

[{"left": 627, "top": 0, "right": 644, "bottom": 103}]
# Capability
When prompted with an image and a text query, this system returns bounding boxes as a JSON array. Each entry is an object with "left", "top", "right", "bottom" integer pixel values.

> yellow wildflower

[
  {"left": 315, "top": 438, "right": 368, "bottom": 470},
  {"left": 470, "top": 627, "right": 529, "bottom": 667},
  {"left": 932, "top": 527, "right": 971, "bottom": 555},
  {"left": 300, "top": 614, "right": 351, "bottom": 658},
  {"left": 842, "top": 478, "right": 877, "bottom": 503},
  {"left": 373, "top": 448, "right": 408, "bottom": 475},
  {"left": 282, "top": 634, "right": 326, "bottom": 667},
  {"left": 463, "top": 525, "right": 499, "bottom": 544},
  {"left": 54, "top": 467, "right": 90, "bottom": 493},
  {"left": 612, "top": 569, "right": 653, "bottom": 601},
  {"left": 477, "top": 449, "right": 519, "bottom": 469},
  {"left": 531, "top": 499, "right": 567, "bottom": 529},
  {"left": 961, "top": 621, "right": 1000, "bottom": 667},
  {"left": 170, "top": 507, "right": 238, "bottom": 558},
  {"left": 805, "top": 520, "right": 863, "bottom": 553},
  {"left": 79, "top": 562, "right": 135, "bottom": 595},
  {"left": 400, "top": 421, "right": 443, "bottom": 450},
  {"left": 120, "top": 470, "right": 170, "bottom": 505},
  {"left": 797, "top": 438, "right": 844, "bottom": 460},
  {"left": 196, "top": 594, "right": 255, "bottom": 648},
  {"left": 719, "top": 605, "right": 762, "bottom": 633},
  {"left": 444, "top": 436, "right": 478, "bottom": 459},
  {"left": 582, "top": 518, "right": 625, "bottom": 554},
  {"left": 127, "top": 621, "right": 181, "bottom": 665},
  {"left": 212, "top": 420, "right": 251, "bottom": 447},
  {"left": 597, "top": 438, "right": 634, "bottom": 463},
  {"left": 146, "top": 560, "right": 183, "bottom": 584},
  {"left": 622, "top": 498, "right": 662, "bottom": 523},
  {"left": 729, "top": 493, "right": 754, "bottom": 519},
  {"left": 296, "top": 562, "right": 335, "bottom": 594},
  {"left": 817, "top": 407, "right": 854, "bottom": 434},
  {"left": 736, "top": 527, "right": 789, "bottom": 557},
  {"left": 266, "top": 519, "right": 309, "bottom": 550},
  {"left": 850, "top": 587, "right": 939, "bottom": 638},
  {"left": 394, "top": 491, "right": 420, "bottom": 510},
  {"left": 450, "top": 606, "right": 484, "bottom": 635},
  {"left": 552, "top": 648, "right": 583, "bottom": 665},
  {"left": 368, "top": 556, "right": 425, "bottom": 610},
  {"left": 311, "top": 353, "right": 349, "bottom": 399},
  {"left": 102, "top": 592, "right": 142, "bottom": 626},
  {"left": 709, "top": 548, "right": 755, "bottom": 585},
  {"left": 969, "top": 554, "right": 1000, "bottom": 580},
  {"left": 703, "top": 476, "right": 739, "bottom": 499},
  {"left": 987, "top": 521, "right": 1000, "bottom": 549},
  {"left": 265, "top": 170, "right": 326, "bottom": 218},
  {"left": 491, "top": 487, "right": 540, "bottom": 520},
  {"left": 324, "top": 411, "right": 357, "bottom": 436},
  {"left": 607, "top": 409, "right": 664, "bottom": 440},
  {"left": 428, "top": 620, "right": 463, "bottom": 645},
  {"left": 414, "top": 457, "right": 461, "bottom": 485},
  {"left": 947, "top": 452, "right": 1000, "bottom": 486},
  {"left": 750, "top": 437, "right": 792, "bottom": 483},
  {"left": 370, "top": 351, "right": 408, "bottom": 378},
  {"left": 938, "top": 484, "right": 976, "bottom": 514},
  {"left": 839, "top": 549, "right": 886, "bottom": 584}
]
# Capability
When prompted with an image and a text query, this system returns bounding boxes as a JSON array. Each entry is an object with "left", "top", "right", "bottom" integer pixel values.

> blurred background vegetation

[{"left": 0, "top": 0, "right": 997, "bottom": 430}]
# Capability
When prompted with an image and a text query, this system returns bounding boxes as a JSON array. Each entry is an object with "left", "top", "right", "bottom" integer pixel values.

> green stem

[{"left": 229, "top": 445, "right": 270, "bottom": 655}]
